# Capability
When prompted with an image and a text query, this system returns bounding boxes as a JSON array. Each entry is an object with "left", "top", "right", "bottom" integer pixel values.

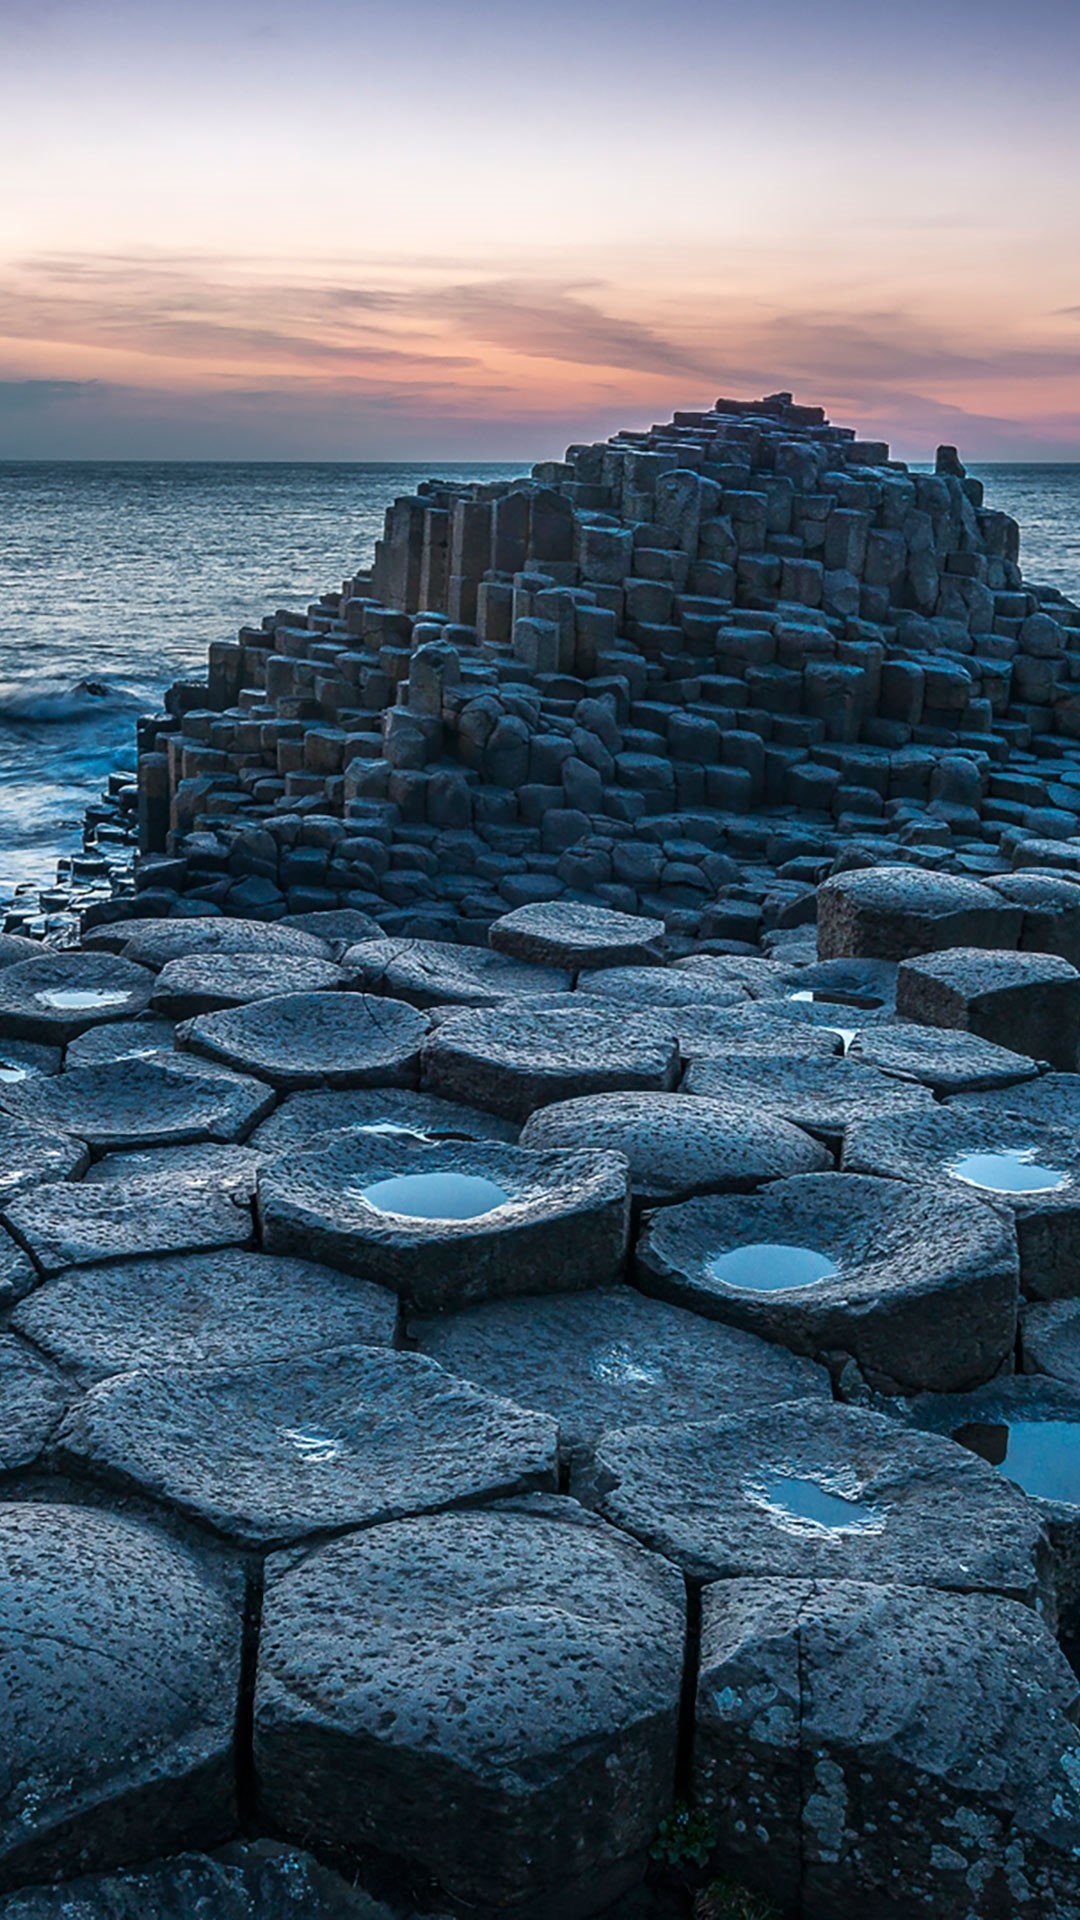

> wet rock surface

[
  {"left": 0, "top": 954, "right": 154, "bottom": 1043},
  {"left": 248, "top": 1084, "right": 518, "bottom": 1156}
]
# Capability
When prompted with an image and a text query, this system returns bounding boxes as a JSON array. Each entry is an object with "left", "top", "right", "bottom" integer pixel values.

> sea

[{"left": 0, "top": 459, "right": 1077, "bottom": 902}]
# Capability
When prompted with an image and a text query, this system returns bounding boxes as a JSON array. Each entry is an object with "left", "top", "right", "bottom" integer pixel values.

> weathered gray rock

[
  {"left": 0, "top": 1503, "right": 240, "bottom": 1890},
  {"left": 258, "top": 1135, "right": 629, "bottom": 1309},
  {"left": 409, "top": 1287, "right": 828, "bottom": 1466},
  {"left": 989, "top": 869, "right": 1080, "bottom": 964},
  {"left": 843, "top": 1107, "right": 1080, "bottom": 1298},
  {"left": 64, "top": 1016, "right": 176, "bottom": 1068},
  {"left": 0, "top": 1113, "right": 89, "bottom": 1205},
  {"left": 0, "top": 934, "right": 48, "bottom": 969},
  {"left": 255, "top": 1500, "right": 684, "bottom": 1915},
  {"left": 948, "top": 1071, "right": 1080, "bottom": 1126},
  {"left": 682, "top": 1054, "right": 933, "bottom": 1149},
  {"left": 635, "top": 1173, "right": 1018, "bottom": 1393},
  {"left": 151, "top": 950, "right": 348, "bottom": 1020},
  {"left": 816, "top": 866, "right": 1021, "bottom": 962},
  {"left": 589, "top": 1398, "right": 1048, "bottom": 1599},
  {"left": 0, "top": 1226, "right": 38, "bottom": 1310},
  {"left": 422, "top": 1004, "right": 679, "bottom": 1121},
  {"left": 1024, "top": 1294, "right": 1080, "bottom": 1385},
  {"left": 0, "top": 1336, "right": 70, "bottom": 1472},
  {"left": 674, "top": 1006, "right": 845, "bottom": 1062},
  {"left": 694, "top": 1578, "right": 1080, "bottom": 1920},
  {"left": 0, "top": 1842, "right": 398, "bottom": 1920},
  {"left": 520, "top": 1091, "right": 829, "bottom": 1206},
  {"left": 848, "top": 1020, "right": 1040, "bottom": 1093},
  {"left": 4, "top": 1163, "right": 253, "bottom": 1275},
  {"left": 0, "top": 1039, "right": 60, "bottom": 1083},
  {"left": 575, "top": 966, "right": 747, "bottom": 1009},
  {"left": 489, "top": 901, "right": 666, "bottom": 971},
  {"left": 249, "top": 1085, "right": 518, "bottom": 1157},
  {"left": 177, "top": 993, "right": 427, "bottom": 1092},
  {"left": 0, "top": 954, "right": 154, "bottom": 1044},
  {"left": 896, "top": 945, "right": 1080, "bottom": 1071},
  {"left": 13, "top": 1248, "right": 397, "bottom": 1382},
  {"left": 80, "top": 1143, "right": 261, "bottom": 1194},
  {"left": 1, "top": 1055, "right": 274, "bottom": 1151},
  {"left": 119, "top": 918, "right": 332, "bottom": 971},
  {"left": 53, "top": 1347, "right": 558, "bottom": 1549},
  {"left": 341, "top": 937, "right": 570, "bottom": 1007}
]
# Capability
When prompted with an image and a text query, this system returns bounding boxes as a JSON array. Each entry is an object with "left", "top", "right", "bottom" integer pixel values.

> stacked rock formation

[{"left": 130, "top": 392, "right": 1080, "bottom": 945}]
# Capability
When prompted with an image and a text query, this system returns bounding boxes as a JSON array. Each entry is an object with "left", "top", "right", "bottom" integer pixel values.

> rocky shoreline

[{"left": 4, "top": 396, "right": 1080, "bottom": 1918}]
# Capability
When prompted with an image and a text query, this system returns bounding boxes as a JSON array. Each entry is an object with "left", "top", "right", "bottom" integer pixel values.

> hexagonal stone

[
  {"left": 0, "top": 1039, "right": 60, "bottom": 1084},
  {"left": 948, "top": 1071, "right": 1080, "bottom": 1126},
  {"left": 0, "top": 1114, "right": 89, "bottom": 1206},
  {"left": 341, "top": 937, "right": 571, "bottom": 1008},
  {"left": 681, "top": 1055, "right": 933, "bottom": 1149},
  {"left": 671, "top": 954, "right": 792, "bottom": 997},
  {"left": 816, "top": 865, "right": 1021, "bottom": 962},
  {"left": 4, "top": 1163, "right": 253, "bottom": 1276},
  {"left": 896, "top": 946, "right": 1080, "bottom": 1072},
  {"left": 258, "top": 1135, "right": 629, "bottom": 1310},
  {"left": 249, "top": 1086, "right": 518, "bottom": 1158},
  {"left": 694, "top": 1579, "right": 1080, "bottom": 1920},
  {"left": 81, "top": 1144, "right": 261, "bottom": 1196},
  {"left": 489, "top": 901, "right": 666, "bottom": 971},
  {"left": 988, "top": 869, "right": 1080, "bottom": 963},
  {"left": 588, "top": 1399, "right": 1047, "bottom": 1600},
  {"left": 118, "top": 918, "right": 332, "bottom": 971},
  {"left": 0, "top": 1843, "right": 395, "bottom": 1920},
  {"left": 0, "top": 1337, "right": 69, "bottom": 1472},
  {"left": 0, "top": 933, "right": 46, "bottom": 969},
  {"left": 422, "top": 1004, "right": 679, "bottom": 1122},
  {"left": 53, "top": 1347, "right": 558, "bottom": 1549},
  {"left": 1, "top": 1056, "right": 274, "bottom": 1152},
  {"left": 0, "top": 954, "right": 154, "bottom": 1044},
  {"left": 842, "top": 1107, "right": 1080, "bottom": 1299},
  {"left": 0, "top": 1226, "right": 38, "bottom": 1311},
  {"left": 635, "top": 1173, "right": 1019, "bottom": 1394},
  {"left": 675, "top": 1007, "right": 844, "bottom": 1063},
  {"left": 64, "top": 1016, "right": 176, "bottom": 1068},
  {"left": 779, "top": 956, "right": 899, "bottom": 1012},
  {"left": 177, "top": 993, "right": 427, "bottom": 1093},
  {"left": 281, "top": 906, "right": 383, "bottom": 949},
  {"left": 1023, "top": 1294, "right": 1080, "bottom": 1385},
  {"left": 847, "top": 1021, "right": 1039, "bottom": 1094},
  {"left": 409, "top": 1287, "right": 829, "bottom": 1466},
  {"left": 254, "top": 1501, "right": 684, "bottom": 1913},
  {"left": 81, "top": 913, "right": 221, "bottom": 956},
  {"left": 575, "top": 967, "right": 747, "bottom": 1009},
  {"left": 520, "top": 1092, "right": 829, "bottom": 1207},
  {"left": 13, "top": 1249, "right": 397, "bottom": 1383},
  {"left": 0, "top": 1503, "right": 240, "bottom": 1890},
  {"left": 150, "top": 951, "right": 349, "bottom": 1021}
]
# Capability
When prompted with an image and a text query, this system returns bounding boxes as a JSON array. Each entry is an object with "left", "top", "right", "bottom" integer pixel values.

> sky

[{"left": 2, "top": 0, "right": 1080, "bottom": 461}]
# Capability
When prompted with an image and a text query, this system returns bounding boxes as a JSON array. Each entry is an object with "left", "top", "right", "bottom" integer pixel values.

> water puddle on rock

[
  {"left": 955, "top": 1420, "right": 1080, "bottom": 1506},
  {"left": 33, "top": 988, "right": 133, "bottom": 1011},
  {"left": 709, "top": 1242, "right": 838, "bottom": 1292},
  {"left": 278, "top": 1427, "right": 343, "bottom": 1465},
  {"left": 789, "top": 990, "right": 884, "bottom": 1010},
  {"left": 588, "top": 1341, "right": 664, "bottom": 1386},
  {"left": 358, "top": 1170, "right": 510, "bottom": 1221},
  {"left": 352, "top": 1123, "right": 437, "bottom": 1144},
  {"left": 0, "top": 1066, "right": 28, "bottom": 1083},
  {"left": 748, "top": 1471, "right": 886, "bottom": 1537},
  {"left": 946, "top": 1149, "right": 1068, "bottom": 1195}
]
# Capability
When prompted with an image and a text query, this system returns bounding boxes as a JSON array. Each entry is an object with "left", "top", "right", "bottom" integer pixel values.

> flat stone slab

[
  {"left": 0, "top": 934, "right": 48, "bottom": 969},
  {"left": 81, "top": 1144, "right": 261, "bottom": 1196},
  {"left": 842, "top": 1107, "right": 1080, "bottom": 1299},
  {"left": 1024, "top": 1295, "right": 1080, "bottom": 1385},
  {"left": 341, "top": 937, "right": 571, "bottom": 1008},
  {"left": 0, "top": 1336, "right": 70, "bottom": 1472},
  {"left": 4, "top": 1163, "right": 253, "bottom": 1276},
  {"left": 682, "top": 1055, "right": 934, "bottom": 1148},
  {"left": 847, "top": 1021, "right": 1039, "bottom": 1093},
  {"left": 0, "top": 1227, "right": 38, "bottom": 1311},
  {"left": 520, "top": 1092, "right": 830, "bottom": 1207},
  {"left": 254, "top": 1500, "right": 684, "bottom": 1914},
  {"left": 0, "top": 1503, "right": 240, "bottom": 1891},
  {"left": 0, "top": 1114, "right": 89, "bottom": 1206},
  {"left": 13, "top": 1249, "right": 397, "bottom": 1383},
  {"left": 635, "top": 1173, "right": 1019, "bottom": 1394},
  {"left": 82, "top": 914, "right": 223, "bottom": 956},
  {"left": 249, "top": 1086, "right": 518, "bottom": 1158},
  {"left": 53, "top": 1347, "right": 559, "bottom": 1549},
  {"left": 0, "top": 954, "right": 154, "bottom": 1044},
  {"left": 118, "top": 918, "right": 333, "bottom": 971},
  {"left": 896, "top": 945, "right": 1080, "bottom": 1071},
  {"left": 258, "top": 1135, "right": 629, "bottom": 1310},
  {"left": 778, "top": 956, "right": 899, "bottom": 1012},
  {"left": 671, "top": 1005, "right": 845, "bottom": 1062},
  {"left": 948, "top": 1072, "right": 1080, "bottom": 1126},
  {"left": 816, "top": 865, "right": 1022, "bottom": 962},
  {"left": 64, "top": 1017, "right": 176, "bottom": 1068},
  {"left": 575, "top": 966, "right": 747, "bottom": 1009},
  {"left": 422, "top": 1004, "right": 679, "bottom": 1122},
  {"left": 280, "top": 907, "right": 383, "bottom": 950},
  {"left": 489, "top": 901, "right": 666, "bottom": 971},
  {"left": 177, "top": 992, "right": 427, "bottom": 1092},
  {"left": 694, "top": 1579, "right": 1080, "bottom": 1920},
  {"left": 150, "top": 951, "right": 349, "bottom": 1020},
  {"left": 409, "top": 1287, "right": 829, "bottom": 1465},
  {"left": 1, "top": 1055, "right": 274, "bottom": 1151},
  {"left": 0, "top": 1040, "right": 60, "bottom": 1085},
  {"left": 588, "top": 1398, "right": 1047, "bottom": 1599},
  {"left": 0, "top": 1843, "right": 396, "bottom": 1920}
]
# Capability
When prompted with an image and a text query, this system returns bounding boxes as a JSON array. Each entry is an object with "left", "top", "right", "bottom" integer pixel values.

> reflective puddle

[
  {"left": 955, "top": 1419, "right": 1080, "bottom": 1506},
  {"left": 748, "top": 1472, "right": 885, "bottom": 1537},
  {"left": 34, "top": 988, "right": 133, "bottom": 1011},
  {"left": 947, "top": 1149, "right": 1068, "bottom": 1195},
  {"left": 0, "top": 1066, "right": 28, "bottom": 1083},
  {"left": 358, "top": 1170, "right": 510, "bottom": 1220},
  {"left": 709, "top": 1242, "right": 838, "bottom": 1292}
]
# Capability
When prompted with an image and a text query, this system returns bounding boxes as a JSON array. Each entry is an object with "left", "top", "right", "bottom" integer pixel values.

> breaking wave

[{"left": 0, "top": 677, "right": 142, "bottom": 725}]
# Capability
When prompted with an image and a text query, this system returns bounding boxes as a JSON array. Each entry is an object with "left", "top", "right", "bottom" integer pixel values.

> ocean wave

[{"left": 0, "top": 677, "right": 142, "bottom": 724}]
